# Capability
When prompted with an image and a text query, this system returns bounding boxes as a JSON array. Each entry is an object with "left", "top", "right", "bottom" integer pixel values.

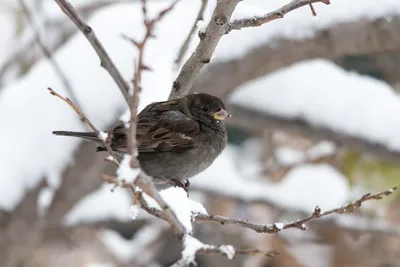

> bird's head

[{"left": 186, "top": 93, "right": 231, "bottom": 127}]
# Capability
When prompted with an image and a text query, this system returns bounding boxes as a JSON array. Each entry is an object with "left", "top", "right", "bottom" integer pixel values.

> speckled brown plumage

[{"left": 53, "top": 93, "right": 230, "bottom": 187}]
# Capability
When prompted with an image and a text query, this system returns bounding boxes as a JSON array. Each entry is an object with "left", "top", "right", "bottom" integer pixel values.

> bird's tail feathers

[{"left": 52, "top": 131, "right": 100, "bottom": 143}]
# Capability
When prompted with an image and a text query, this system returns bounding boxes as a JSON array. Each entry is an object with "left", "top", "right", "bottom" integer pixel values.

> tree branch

[
  {"left": 227, "top": 0, "right": 330, "bottom": 32},
  {"left": 168, "top": 0, "right": 240, "bottom": 99},
  {"left": 193, "top": 186, "right": 397, "bottom": 233},
  {"left": 48, "top": 88, "right": 119, "bottom": 164},
  {"left": 170, "top": 235, "right": 278, "bottom": 267},
  {"left": 192, "top": 185, "right": 400, "bottom": 237},
  {"left": 53, "top": 0, "right": 131, "bottom": 106},
  {"left": 174, "top": 0, "right": 208, "bottom": 69}
]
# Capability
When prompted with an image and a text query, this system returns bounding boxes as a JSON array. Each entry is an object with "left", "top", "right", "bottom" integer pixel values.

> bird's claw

[
  {"left": 184, "top": 179, "right": 190, "bottom": 188},
  {"left": 169, "top": 179, "right": 190, "bottom": 197}
]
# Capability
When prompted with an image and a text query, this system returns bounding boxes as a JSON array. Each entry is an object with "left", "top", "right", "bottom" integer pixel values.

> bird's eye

[{"left": 201, "top": 106, "right": 208, "bottom": 112}]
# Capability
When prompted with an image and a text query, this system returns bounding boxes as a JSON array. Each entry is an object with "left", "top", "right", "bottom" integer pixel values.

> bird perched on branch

[{"left": 53, "top": 93, "right": 230, "bottom": 189}]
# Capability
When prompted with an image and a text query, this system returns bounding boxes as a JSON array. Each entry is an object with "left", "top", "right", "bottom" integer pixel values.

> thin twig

[
  {"left": 309, "top": 3, "right": 317, "bottom": 16},
  {"left": 124, "top": 0, "right": 180, "bottom": 167},
  {"left": 48, "top": 88, "right": 120, "bottom": 166},
  {"left": 281, "top": 186, "right": 397, "bottom": 230},
  {"left": 120, "top": 0, "right": 187, "bottom": 238},
  {"left": 194, "top": 186, "right": 398, "bottom": 233},
  {"left": 53, "top": 0, "right": 131, "bottom": 106},
  {"left": 192, "top": 184, "right": 400, "bottom": 236},
  {"left": 228, "top": 0, "right": 331, "bottom": 32},
  {"left": 174, "top": 0, "right": 208, "bottom": 69},
  {"left": 19, "top": 0, "right": 81, "bottom": 107}
]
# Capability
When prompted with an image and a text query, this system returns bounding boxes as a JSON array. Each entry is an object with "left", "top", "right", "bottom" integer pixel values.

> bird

[{"left": 53, "top": 93, "right": 230, "bottom": 189}]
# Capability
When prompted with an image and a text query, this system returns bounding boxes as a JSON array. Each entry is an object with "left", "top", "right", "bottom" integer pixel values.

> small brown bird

[{"left": 53, "top": 93, "right": 230, "bottom": 188}]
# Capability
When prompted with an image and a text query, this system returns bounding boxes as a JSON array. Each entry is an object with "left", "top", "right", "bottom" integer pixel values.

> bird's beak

[{"left": 213, "top": 108, "right": 231, "bottom": 121}]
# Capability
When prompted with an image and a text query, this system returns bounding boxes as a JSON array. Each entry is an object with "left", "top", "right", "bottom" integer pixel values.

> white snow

[
  {"left": 196, "top": 19, "right": 207, "bottom": 33},
  {"left": 275, "top": 222, "right": 285, "bottom": 230},
  {"left": 275, "top": 147, "right": 306, "bottom": 166},
  {"left": 37, "top": 187, "right": 55, "bottom": 216},
  {"left": 160, "top": 187, "right": 208, "bottom": 233},
  {"left": 179, "top": 235, "right": 236, "bottom": 263},
  {"left": 64, "top": 184, "right": 132, "bottom": 225},
  {"left": 133, "top": 186, "right": 208, "bottom": 232},
  {"left": 116, "top": 154, "right": 140, "bottom": 184},
  {"left": 231, "top": 59, "right": 400, "bottom": 151},
  {"left": 129, "top": 205, "right": 140, "bottom": 220},
  {"left": 219, "top": 245, "right": 236, "bottom": 260},
  {"left": 98, "top": 131, "right": 108, "bottom": 142},
  {"left": 181, "top": 235, "right": 205, "bottom": 264},
  {"left": 275, "top": 141, "right": 336, "bottom": 166},
  {"left": 101, "top": 225, "right": 163, "bottom": 262},
  {"left": 105, "top": 155, "right": 115, "bottom": 162}
]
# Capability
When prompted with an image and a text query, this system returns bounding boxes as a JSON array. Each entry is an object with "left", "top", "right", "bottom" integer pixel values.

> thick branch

[
  {"left": 122, "top": 0, "right": 187, "bottom": 239},
  {"left": 168, "top": 0, "right": 240, "bottom": 99}
]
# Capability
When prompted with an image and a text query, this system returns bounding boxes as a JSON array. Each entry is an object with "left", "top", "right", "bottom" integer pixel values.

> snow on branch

[
  {"left": 171, "top": 235, "right": 278, "bottom": 267},
  {"left": 122, "top": 0, "right": 180, "bottom": 168}
]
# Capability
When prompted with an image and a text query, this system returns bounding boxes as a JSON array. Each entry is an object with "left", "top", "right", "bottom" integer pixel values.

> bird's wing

[{"left": 136, "top": 110, "right": 200, "bottom": 153}]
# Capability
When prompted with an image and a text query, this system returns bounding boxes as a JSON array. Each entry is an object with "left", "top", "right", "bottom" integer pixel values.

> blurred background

[{"left": 1, "top": 0, "right": 400, "bottom": 266}]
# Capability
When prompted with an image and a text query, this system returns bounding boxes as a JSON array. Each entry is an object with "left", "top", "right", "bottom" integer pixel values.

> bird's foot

[
  {"left": 184, "top": 179, "right": 190, "bottom": 188},
  {"left": 169, "top": 179, "right": 190, "bottom": 197}
]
